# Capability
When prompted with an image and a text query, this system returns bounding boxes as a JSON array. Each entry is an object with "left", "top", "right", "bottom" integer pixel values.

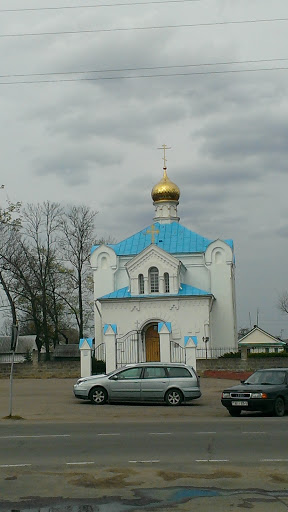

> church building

[{"left": 91, "top": 156, "right": 237, "bottom": 372}]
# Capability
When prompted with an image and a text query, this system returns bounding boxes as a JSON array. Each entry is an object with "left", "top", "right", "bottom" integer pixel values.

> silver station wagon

[{"left": 73, "top": 362, "right": 201, "bottom": 406}]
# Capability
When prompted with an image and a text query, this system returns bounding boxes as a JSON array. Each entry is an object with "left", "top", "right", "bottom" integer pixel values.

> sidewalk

[{"left": 0, "top": 376, "right": 240, "bottom": 422}]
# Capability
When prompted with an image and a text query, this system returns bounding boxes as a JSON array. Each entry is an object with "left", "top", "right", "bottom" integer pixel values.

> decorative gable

[{"left": 126, "top": 245, "right": 184, "bottom": 296}]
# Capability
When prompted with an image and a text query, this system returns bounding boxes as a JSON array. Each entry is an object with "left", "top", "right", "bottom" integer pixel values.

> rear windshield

[{"left": 167, "top": 367, "right": 192, "bottom": 378}]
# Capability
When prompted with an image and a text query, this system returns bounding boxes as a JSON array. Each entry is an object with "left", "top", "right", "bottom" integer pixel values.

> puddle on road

[{"left": 2, "top": 487, "right": 288, "bottom": 512}]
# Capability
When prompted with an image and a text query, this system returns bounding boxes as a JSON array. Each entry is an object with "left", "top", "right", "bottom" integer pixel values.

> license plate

[{"left": 232, "top": 401, "right": 248, "bottom": 406}]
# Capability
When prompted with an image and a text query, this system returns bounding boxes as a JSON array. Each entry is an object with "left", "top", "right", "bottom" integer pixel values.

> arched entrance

[{"left": 145, "top": 324, "right": 160, "bottom": 362}]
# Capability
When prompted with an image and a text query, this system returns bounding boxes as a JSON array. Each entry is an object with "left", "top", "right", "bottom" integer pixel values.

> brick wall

[
  {"left": 0, "top": 360, "right": 80, "bottom": 379},
  {"left": 0, "top": 357, "right": 287, "bottom": 379}
]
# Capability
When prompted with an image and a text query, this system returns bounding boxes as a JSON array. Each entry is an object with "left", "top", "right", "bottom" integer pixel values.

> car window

[
  {"left": 143, "top": 367, "right": 167, "bottom": 379},
  {"left": 116, "top": 368, "right": 142, "bottom": 380},
  {"left": 167, "top": 367, "right": 192, "bottom": 378},
  {"left": 245, "top": 370, "right": 286, "bottom": 385}
]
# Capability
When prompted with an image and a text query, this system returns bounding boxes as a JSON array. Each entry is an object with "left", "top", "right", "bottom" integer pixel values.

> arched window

[
  {"left": 164, "top": 272, "right": 170, "bottom": 293},
  {"left": 149, "top": 266, "right": 159, "bottom": 293},
  {"left": 101, "top": 256, "right": 108, "bottom": 270},
  {"left": 138, "top": 274, "right": 144, "bottom": 294}
]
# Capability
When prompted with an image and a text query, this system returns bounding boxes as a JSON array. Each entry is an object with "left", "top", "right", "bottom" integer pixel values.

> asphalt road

[
  {"left": 1, "top": 377, "right": 288, "bottom": 511},
  {"left": 1, "top": 419, "right": 288, "bottom": 467}
]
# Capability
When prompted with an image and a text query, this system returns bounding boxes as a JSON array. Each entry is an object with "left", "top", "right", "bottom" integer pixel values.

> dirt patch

[
  {"left": 70, "top": 469, "right": 141, "bottom": 489},
  {"left": 157, "top": 470, "right": 241, "bottom": 481},
  {"left": 269, "top": 473, "right": 288, "bottom": 483}
]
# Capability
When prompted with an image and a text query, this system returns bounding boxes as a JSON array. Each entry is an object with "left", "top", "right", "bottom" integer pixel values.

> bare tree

[
  {"left": 0, "top": 195, "right": 22, "bottom": 331},
  {"left": 278, "top": 292, "right": 288, "bottom": 315},
  {"left": 59, "top": 205, "right": 98, "bottom": 339}
]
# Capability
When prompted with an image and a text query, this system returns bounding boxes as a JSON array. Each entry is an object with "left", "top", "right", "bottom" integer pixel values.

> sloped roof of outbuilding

[{"left": 0, "top": 335, "right": 37, "bottom": 354}]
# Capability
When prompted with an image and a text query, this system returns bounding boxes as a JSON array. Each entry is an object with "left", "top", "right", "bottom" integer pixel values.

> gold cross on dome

[
  {"left": 146, "top": 224, "right": 159, "bottom": 244},
  {"left": 157, "top": 144, "right": 171, "bottom": 168}
]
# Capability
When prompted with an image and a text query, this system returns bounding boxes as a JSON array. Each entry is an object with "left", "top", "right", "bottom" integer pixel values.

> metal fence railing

[
  {"left": 116, "top": 330, "right": 144, "bottom": 368},
  {"left": 170, "top": 341, "right": 186, "bottom": 363},
  {"left": 196, "top": 347, "right": 238, "bottom": 359}
]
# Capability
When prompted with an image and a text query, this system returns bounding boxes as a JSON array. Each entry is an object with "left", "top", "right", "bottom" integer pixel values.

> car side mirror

[
  {"left": 110, "top": 375, "right": 118, "bottom": 381},
  {"left": 240, "top": 380, "right": 245, "bottom": 384}
]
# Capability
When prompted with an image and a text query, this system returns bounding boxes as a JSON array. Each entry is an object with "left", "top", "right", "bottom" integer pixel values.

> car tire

[
  {"left": 228, "top": 408, "right": 242, "bottom": 417},
  {"left": 89, "top": 386, "right": 108, "bottom": 405},
  {"left": 273, "top": 397, "right": 285, "bottom": 417},
  {"left": 165, "top": 388, "right": 183, "bottom": 406}
]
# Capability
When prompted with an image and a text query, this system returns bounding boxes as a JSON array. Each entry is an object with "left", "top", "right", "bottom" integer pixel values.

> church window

[
  {"left": 101, "top": 256, "right": 108, "bottom": 269},
  {"left": 138, "top": 274, "right": 144, "bottom": 294},
  {"left": 164, "top": 272, "right": 170, "bottom": 292},
  {"left": 149, "top": 266, "right": 159, "bottom": 293}
]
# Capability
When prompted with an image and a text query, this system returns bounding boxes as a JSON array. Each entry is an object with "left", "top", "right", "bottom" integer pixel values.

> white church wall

[
  {"left": 91, "top": 245, "right": 118, "bottom": 299},
  {"left": 205, "top": 241, "right": 237, "bottom": 351},
  {"left": 177, "top": 254, "right": 211, "bottom": 292},
  {"left": 125, "top": 245, "right": 180, "bottom": 295},
  {"left": 100, "top": 297, "right": 211, "bottom": 354}
]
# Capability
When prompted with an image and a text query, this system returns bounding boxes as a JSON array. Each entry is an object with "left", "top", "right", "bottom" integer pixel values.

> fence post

[
  {"left": 184, "top": 336, "right": 198, "bottom": 370},
  {"left": 158, "top": 322, "right": 171, "bottom": 362},
  {"left": 240, "top": 346, "right": 248, "bottom": 360},
  {"left": 79, "top": 338, "right": 93, "bottom": 377},
  {"left": 104, "top": 324, "right": 117, "bottom": 372}
]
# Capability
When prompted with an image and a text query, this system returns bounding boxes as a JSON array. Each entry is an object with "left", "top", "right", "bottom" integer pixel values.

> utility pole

[{"left": 9, "top": 323, "right": 19, "bottom": 417}]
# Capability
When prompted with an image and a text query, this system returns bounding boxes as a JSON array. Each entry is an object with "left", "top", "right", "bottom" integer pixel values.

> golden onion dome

[{"left": 151, "top": 168, "right": 180, "bottom": 203}]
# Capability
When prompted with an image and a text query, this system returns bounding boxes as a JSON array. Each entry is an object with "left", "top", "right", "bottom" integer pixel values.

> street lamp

[{"left": 202, "top": 336, "right": 209, "bottom": 359}]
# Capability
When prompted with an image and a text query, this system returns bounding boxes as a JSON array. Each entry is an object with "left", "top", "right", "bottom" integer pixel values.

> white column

[
  {"left": 79, "top": 338, "right": 93, "bottom": 377},
  {"left": 158, "top": 322, "right": 171, "bottom": 362},
  {"left": 184, "top": 336, "right": 197, "bottom": 371},
  {"left": 104, "top": 324, "right": 117, "bottom": 373}
]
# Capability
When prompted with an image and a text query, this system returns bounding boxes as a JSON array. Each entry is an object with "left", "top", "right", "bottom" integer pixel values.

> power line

[
  {"left": 1, "top": 17, "right": 288, "bottom": 38},
  {"left": 1, "top": 65, "right": 288, "bottom": 85},
  {"left": 0, "top": 0, "right": 200, "bottom": 12},
  {"left": 0, "top": 57, "right": 288, "bottom": 79}
]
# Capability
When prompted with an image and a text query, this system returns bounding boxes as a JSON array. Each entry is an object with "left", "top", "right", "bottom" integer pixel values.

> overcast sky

[{"left": 1, "top": 0, "right": 288, "bottom": 338}]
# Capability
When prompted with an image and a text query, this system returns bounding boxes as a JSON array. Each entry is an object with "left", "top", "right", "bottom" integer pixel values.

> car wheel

[
  {"left": 89, "top": 386, "right": 108, "bottom": 405},
  {"left": 165, "top": 388, "right": 183, "bottom": 406},
  {"left": 228, "top": 408, "right": 242, "bottom": 417},
  {"left": 273, "top": 397, "right": 285, "bottom": 417}
]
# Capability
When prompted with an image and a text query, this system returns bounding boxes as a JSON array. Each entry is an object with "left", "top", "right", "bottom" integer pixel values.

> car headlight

[
  {"left": 76, "top": 378, "right": 88, "bottom": 385},
  {"left": 251, "top": 392, "right": 267, "bottom": 399},
  {"left": 222, "top": 392, "right": 230, "bottom": 398}
]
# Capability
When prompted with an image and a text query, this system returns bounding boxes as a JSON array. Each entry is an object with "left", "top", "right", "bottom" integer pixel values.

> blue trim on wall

[
  {"left": 99, "top": 283, "right": 212, "bottom": 300},
  {"left": 103, "top": 324, "right": 117, "bottom": 334},
  {"left": 184, "top": 335, "right": 198, "bottom": 347},
  {"left": 79, "top": 337, "right": 93, "bottom": 348},
  {"left": 158, "top": 322, "right": 172, "bottom": 333}
]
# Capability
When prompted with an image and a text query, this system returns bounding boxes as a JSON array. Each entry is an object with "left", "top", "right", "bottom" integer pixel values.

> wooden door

[{"left": 145, "top": 325, "right": 160, "bottom": 362}]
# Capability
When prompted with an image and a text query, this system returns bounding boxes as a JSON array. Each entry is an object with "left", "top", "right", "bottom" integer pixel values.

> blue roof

[
  {"left": 91, "top": 222, "right": 233, "bottom": 256},
  {"left": 99, "top": 283, "right": 212, "bottom": 300}
]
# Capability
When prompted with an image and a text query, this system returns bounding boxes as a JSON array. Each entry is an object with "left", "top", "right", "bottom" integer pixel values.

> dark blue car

[{"left": 221, "top": 368, "right": 288, "bottom": 417}]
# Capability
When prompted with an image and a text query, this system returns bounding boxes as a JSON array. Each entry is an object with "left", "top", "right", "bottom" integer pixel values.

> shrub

[
  {"left": 92, "top": 358, "right": 106, "bottom": 374},
  {"left": 24, "top": 348, "right": 32, "bottom": 363},
  {"left": 248, "top": 351, "right": 288, "bottom": 358},
  {"left": 219, "top": 351, "right": 241, "bottom": 358}
]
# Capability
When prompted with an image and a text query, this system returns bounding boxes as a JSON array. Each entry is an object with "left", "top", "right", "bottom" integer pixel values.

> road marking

[
  {"left": 0, "top": 435, "right": 70, "bottom": 439},
  {"left": 149, "top": 432, "right": 172, "bottom": 435},
  {"left": 196, "top": 432, "right": 217, "bottom": 435},
  {"left": 129, "top": 460, "right": 160, "bottom": 463},
  {"left": 196, "top": 459, "right": 229, "bottom": 462},
  {"left": 66, "top": 462, "right": 95, "bottom": 465},
  {"left": 242, "top": 432, "right": 266, "bottom": 434},
  {"left": 97, "top": 433, "right": 120, "bottom": 436},
  {"left": 0, "top": 464, "right": 31, "bottom": 467}
]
